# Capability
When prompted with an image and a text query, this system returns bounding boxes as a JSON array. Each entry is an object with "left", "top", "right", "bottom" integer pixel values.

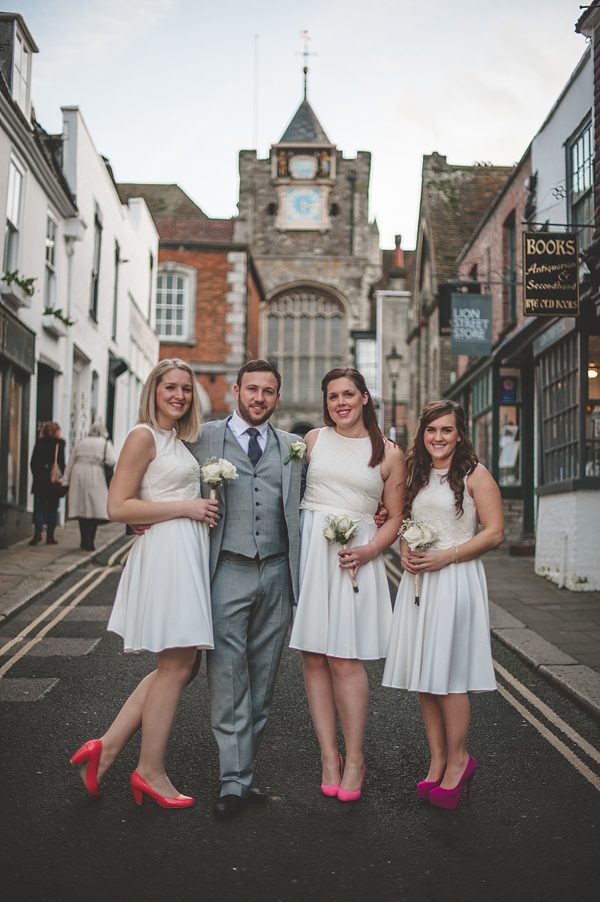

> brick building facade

[{"left": 117, "top": 184, "right": 264, "bottom": 419}]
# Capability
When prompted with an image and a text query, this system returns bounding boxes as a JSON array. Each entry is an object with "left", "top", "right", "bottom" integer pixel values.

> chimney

[{"left": 394, "top": 235, "right": 404, "bottom": 269}]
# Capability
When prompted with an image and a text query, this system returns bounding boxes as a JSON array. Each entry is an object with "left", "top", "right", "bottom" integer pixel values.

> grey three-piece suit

[{"left": 187, "top": 417, "right": 304, "bottom": 797}]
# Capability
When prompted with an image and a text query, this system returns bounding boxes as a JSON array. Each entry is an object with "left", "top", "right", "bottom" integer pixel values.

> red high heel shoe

[
  {"left": 130, "top": 770, "right": 194, "bottom": 808},
  {"left": 337, "top": 763, "right": 366, "bottom": 802},
  {"left": 429, "top": 756, "right": 476, "bottom": 810},
  {"left": 70, "top": 739, "right": 103, "bottom": 798},
  {"left": 321, "top": 752, "right": 344, "bottom": 797},
  {"left": 416, "top": 774, "right": 444, "bottom": 800}
]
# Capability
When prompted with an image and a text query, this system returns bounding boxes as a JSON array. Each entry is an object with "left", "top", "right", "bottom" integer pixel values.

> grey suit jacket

[{"left": 186, "top": 418, "right": 305, "bottom": 602}]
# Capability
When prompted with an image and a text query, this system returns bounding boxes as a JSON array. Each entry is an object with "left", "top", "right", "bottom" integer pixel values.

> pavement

[{"left": 1, "top": 522, "right": 600, "bottom": 722}]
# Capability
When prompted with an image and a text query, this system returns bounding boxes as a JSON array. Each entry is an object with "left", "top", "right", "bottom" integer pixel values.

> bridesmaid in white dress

[
  {"left": 289, "top": 368, "right": 406, "bottom": 801},
  {"left": 383, "top": 400, "right": 504, "bottom": 810},
  {"left": 70, "top": 359, "right": 219, "bottom": 808}
]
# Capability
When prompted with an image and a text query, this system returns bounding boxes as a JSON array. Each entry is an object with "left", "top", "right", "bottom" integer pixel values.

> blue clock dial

[{"left": 286, "top": 187, "right": 320, "bottom": 221}]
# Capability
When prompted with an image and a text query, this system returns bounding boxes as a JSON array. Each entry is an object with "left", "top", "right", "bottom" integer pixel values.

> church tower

[{"left": 234, "top": 67, "right": 382, "bottom": 432}]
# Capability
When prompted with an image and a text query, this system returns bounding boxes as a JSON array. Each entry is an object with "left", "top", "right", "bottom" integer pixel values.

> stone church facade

[{"left": 233, "top": 93, "right": 382, "bottom": 433}]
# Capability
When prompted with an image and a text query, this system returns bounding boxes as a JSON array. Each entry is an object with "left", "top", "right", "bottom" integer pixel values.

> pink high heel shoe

[
  {"left": 70, "top": 739, "right": 103, "bottom": 798},
  {"left": 429, "top": 756, "right": 476, "bottom": 810},
  {"left": 416, "top": 774, "right": 444, "bottom": 800},
  {"left": 131, "top": 770, "right": 194, "bottom": 808},
  {"left": 321, "top": 752, "right": 344, "bottom": 797},
  {"left": 337, "top": 763, "right": 366, "bottom": 802}
]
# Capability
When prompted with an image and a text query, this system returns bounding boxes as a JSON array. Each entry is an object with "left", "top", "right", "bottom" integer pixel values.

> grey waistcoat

[{"left": 220, "top": 428, "right": 288, "bottom": 560}]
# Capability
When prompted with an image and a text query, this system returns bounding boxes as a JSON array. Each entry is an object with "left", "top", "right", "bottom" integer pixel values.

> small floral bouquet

[
  {"left": 323, "top": 514, "right": 360, "bottom": 593},
  {"left": 398, "top": 519, "right": 439, "bottom": 605},
  {"left": 284, "top": 441, "right": 306, "bottom": 465},
  {"left": 200, "top": 457, "right": 239, "bottom": 535}
]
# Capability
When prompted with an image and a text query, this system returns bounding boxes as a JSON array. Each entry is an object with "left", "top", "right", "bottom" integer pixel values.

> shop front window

[
  {"left": 8, "top": 375, "right": 22, "bottom": 505},
  {"left": 585, "top": 335, "right": 600, "bottom": 476},
  {"left": 498, "top": 369, "right": 521, "bottom": 486},
  {"left": 538, "top": 332, "right": 579, "bottom": 484},
  {"left": 471, "top": 369, "right": 493, "bottom": 470}
]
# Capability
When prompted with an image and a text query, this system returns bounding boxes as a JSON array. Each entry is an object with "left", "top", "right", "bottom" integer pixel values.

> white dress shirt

[{"left": 228, "top": 410, "right": 269, "bottom": 455}]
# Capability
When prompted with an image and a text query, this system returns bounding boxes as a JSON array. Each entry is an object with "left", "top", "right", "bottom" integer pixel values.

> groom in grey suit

[{"left": 186, "top": 360, "right": 304, "bottom": 820}]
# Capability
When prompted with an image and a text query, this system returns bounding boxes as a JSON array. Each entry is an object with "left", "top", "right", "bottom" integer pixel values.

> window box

[
  {"left": 41, "top": 312, "right": 68, "bottom": 338},
  {"left": 0, "top": 278, "right": 32, "bottom": 309}
]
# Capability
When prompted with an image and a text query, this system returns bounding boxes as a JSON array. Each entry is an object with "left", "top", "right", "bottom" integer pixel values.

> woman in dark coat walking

[{"left": 29, "top": 421, "right": 66, "bottom": 546}]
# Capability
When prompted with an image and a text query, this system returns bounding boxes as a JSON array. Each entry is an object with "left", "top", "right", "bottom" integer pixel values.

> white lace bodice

[
  {"left": 411, "top": 466, "right": 479, "bottom": 550},
  {"left": 133, "top": 425, "right": 201, "bottom": 502},
  {"left": 300, "top": 427, "right": 384, "bottom": 523}
]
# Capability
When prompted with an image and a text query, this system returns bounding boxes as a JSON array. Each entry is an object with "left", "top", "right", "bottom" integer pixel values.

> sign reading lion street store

[
  {"left": 451, "top": 294, "right": 492, "bottom": 356},
  {"left": 523, "top": 232, "right": 579, "bottom": 316}
]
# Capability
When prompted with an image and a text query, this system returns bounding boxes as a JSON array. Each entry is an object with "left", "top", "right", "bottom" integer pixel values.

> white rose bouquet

[
  {"left": 200, "top": 457, "right": 239, "bottom": 535},
  {"left": 398, "top": 519, "right": 439, "bottom": 605},
  {"left": 323, "top": 514, "right": 360, "bottom": 593},
  {"left": 284, "top": 441, "right": 306, "bottom": 465}
]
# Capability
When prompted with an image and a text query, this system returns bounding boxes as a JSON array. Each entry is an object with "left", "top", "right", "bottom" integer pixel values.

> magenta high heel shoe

[
  {"left": 416, "top": 774, "right": 444, "bottom": 800},
  {"left": 70, "top": 739, "right": 103, "bottom": 798},
  {"left": 321, "top": 752, "right": 344, "bottom": 797},
  {"left": 131, "top": 770, "right": 194, "bottom": 808},
  {"left": 429, "top": 756, "right": 476, "bottom": 810},
  {"left": 337, "top": 763, "right": 366, "bottom": 802}
]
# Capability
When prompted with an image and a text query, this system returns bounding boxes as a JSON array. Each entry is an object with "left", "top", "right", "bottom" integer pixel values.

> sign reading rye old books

[{"left": 522, "top": 232, "right": 579, "bottom": 316}]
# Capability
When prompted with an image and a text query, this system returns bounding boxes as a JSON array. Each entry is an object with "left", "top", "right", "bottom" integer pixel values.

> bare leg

[
  {"left": 329, "top": 658, "right": 368, "bottom": 792},
  {"left": 96, "top": 670, "right": 157, "bottom": 782},
  {"left": 135, "top": 647, "right": 198, "bottom": 797},
  {"left": 437, "top": 693, "right": 470, "bottom": 788},
  {"left": 302, "top": 652, "right": 341, "bottom": 785},
  {"left": 96, "top": 647, "right": 197, "bottom": 793},
  {"left": 419, "top": 692, "right": 448, "bottom": 782}
]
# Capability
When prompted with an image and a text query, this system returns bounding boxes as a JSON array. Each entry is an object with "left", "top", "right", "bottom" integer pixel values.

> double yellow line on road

[
  {"left": 383, "top": 556, "right": 600, "bottom": 793},
  {"left": 0, "top": 538, "right": 134, "bottom": 680}
]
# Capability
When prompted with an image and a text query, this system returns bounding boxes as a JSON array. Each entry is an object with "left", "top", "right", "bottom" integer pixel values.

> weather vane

[{"left": 298, "top": 30, "right": 317, "bottom": 99}]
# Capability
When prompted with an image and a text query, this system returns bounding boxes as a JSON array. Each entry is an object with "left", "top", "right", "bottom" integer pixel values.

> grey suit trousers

[{"left": 206, "top": 551, "right": 293, "bottom": 797}]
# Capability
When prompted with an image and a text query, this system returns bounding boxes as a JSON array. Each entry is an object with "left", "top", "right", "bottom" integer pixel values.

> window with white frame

[
  {"left": 89, "top": 206, "right": 102, "bottom": 321},
  {"left": 3, "top": 160, "right": 24, "bottom": 271},
  {"left": 12, "top": 30, "right": 30, "bottom": 117},
  {"left": 45, "top": 214, "right": 57, "bottom": 307},
  {"left": 265, "top": 289, "right": 345, "bottom": 404},
  {"left": 155, "top": 270, "right": 191, "bottom": 340},
  {"left": 569, "top": 119, "right": 593, "bottom": 248}
]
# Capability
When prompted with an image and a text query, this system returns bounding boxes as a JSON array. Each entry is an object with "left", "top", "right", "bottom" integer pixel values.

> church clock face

[{"left": 286, "top": 187, "right": 320, "bottom": 222}]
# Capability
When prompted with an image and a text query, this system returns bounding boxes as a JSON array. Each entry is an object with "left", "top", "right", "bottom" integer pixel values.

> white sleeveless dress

[
  {"left": 107, "top": 425, "right": 213, "bottom": 653},
  {"left": 289, "top": 427, "right": 391, "bottom": 660},
  {"left": 383, "top": 465, "right": 496, "bottom": 694}
]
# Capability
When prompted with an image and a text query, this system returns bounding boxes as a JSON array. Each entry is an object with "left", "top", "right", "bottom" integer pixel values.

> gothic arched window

[{"left": 265, "top": 289, "right": 345, "bottom": 403}]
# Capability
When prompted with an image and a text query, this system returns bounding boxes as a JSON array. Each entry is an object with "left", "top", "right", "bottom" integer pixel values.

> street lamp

[{"left": 386, "top": 345, "right": 402, "bottom": 439}]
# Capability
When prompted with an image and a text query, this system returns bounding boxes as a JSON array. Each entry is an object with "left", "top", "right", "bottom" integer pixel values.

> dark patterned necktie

[{"left": 247, "top": 428, "right": 262, "bottom": 467}]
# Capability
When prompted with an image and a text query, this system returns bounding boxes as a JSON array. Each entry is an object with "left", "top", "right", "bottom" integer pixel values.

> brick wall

[
  {"left": 158, "top": 247, "right": 233, "bottom": 416},
  {"left": 456, "top": 152, "right": 532, "bottom": 378}
]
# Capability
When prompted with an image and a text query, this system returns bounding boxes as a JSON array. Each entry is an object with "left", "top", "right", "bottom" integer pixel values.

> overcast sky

[{"left": 17, "top": 0, "right": 587, "bottom": 248}]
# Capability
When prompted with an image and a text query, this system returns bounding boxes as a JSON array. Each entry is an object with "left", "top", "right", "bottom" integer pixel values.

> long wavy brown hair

[
  {"left": 404, "top": 400, "right": 478, "bottom": 518},
  {"left": 321, "top": 367, "right": 385, "bottom": 468}
]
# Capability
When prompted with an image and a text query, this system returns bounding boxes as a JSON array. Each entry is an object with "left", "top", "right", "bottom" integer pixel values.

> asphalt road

[{"left": 1, "top": 539, "right": 599, "bottom": 902}]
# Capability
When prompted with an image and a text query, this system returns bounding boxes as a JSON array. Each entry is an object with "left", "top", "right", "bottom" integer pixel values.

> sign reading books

[
  {"left": 451, "top": 294, "right": 492, "bottom": 356},
  {"left": 523, "top": 232, "right": 579, "bottom": 316}
]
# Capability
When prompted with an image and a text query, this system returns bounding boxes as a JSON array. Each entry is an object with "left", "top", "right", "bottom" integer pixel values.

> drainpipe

[{"left": 347, "top": 170, "right": 356, "bottom": 256}]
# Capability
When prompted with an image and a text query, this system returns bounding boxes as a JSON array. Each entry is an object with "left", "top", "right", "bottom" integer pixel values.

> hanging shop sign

[
  {"left": 522, "top": 232, "right": 579, "bottom": 316},
  {"left": 451, "top": 294, "right": 492, "bottom": 356},
  {"left": 438, "top": 281, "right": 481, "bottom": 336}
]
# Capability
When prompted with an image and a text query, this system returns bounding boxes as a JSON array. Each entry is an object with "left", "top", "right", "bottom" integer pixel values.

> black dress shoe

[
  {"left": 213, "top": 794, "right": 248, "bottom": 821},
  {"left": 248, "top": 787, "right": 268, "bottom": 804}
]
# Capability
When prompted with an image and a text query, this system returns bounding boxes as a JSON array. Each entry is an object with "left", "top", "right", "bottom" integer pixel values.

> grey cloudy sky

[{"left": 17, "top": 0, "right": 587, "bottom": 248}]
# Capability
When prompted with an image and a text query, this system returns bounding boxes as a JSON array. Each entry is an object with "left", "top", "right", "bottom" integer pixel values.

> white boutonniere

[{"left": 283, "top": 441, "right": 306, "bottom": 465}]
